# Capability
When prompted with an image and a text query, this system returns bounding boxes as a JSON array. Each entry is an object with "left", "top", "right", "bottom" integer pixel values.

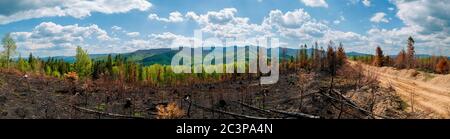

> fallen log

[
  {"left": 317, "top": 89, "right": 391, "bottom": 119},
  {"left": 268, "top": 109, "right": 320, "bottom": 119},
  {"left": 70, "top": 105, "right": 148, "bottom": 119},
  {"left": 232, "top": 101, "right": 320, "bottom": 119},
  {"left": 326, "top": 98, "right": 365, "bottom": 119},
  {"left": 185, "top": 100, "right": 278, "bottom": 119},
  {"left": 318, "top": 90, "right": 375, "bottom": 119},
  {"left": 231, "top": 101, "right": 273, "bottom": 115},
  {"left": 331, "top": 89, "right": 392, "bottom": 119}
]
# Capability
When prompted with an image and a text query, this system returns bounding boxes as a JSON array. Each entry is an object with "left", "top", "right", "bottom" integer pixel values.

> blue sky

[{"left": 0, "top": 0, "right": 449, "bottom": 56}]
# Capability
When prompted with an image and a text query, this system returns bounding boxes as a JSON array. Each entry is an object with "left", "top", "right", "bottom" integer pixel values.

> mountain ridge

[{"left": 35, "top": 47, "right": 448, "bottom": 65}]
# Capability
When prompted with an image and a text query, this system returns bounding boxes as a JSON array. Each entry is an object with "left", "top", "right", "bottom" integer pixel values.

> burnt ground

[{"left": 0, "top": 64, "right": 410, "bottom": 119}]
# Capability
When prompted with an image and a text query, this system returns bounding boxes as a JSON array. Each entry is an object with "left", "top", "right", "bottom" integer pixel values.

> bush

[
  {"left": 435, "top": 58, "right": 449, "bottom": 74},
  {"left": 52, "top": 70, "right": 61, "bottom": 78},
  {"left": 64, "top": 71, "right": 79, "bottom": 81},
  {"left": 45, "top": 66, "right": 52, "bottom": 76},
  {"left": 156, "top": 102, "right": 184, "bottom": 119}
]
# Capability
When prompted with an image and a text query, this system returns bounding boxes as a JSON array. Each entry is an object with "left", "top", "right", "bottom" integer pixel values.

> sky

[{"left": 0, "top": 0, "right": 449, "bottom": 57}]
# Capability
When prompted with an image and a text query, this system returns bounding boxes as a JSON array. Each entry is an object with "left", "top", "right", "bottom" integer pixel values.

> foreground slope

[{"left": 349, "top": 61, "right": 450, "bottom": 118}]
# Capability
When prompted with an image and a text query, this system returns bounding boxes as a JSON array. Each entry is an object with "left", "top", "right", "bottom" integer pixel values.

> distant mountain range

[{"left": 36, "top": 47, "right": 448, "bottom": 66}]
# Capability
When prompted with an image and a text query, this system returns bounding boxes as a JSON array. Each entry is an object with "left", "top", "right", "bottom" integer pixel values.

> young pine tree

[
  {"left": 17, "top": 56, "right": 29, "bottom": 72},
  {"left": 106, "top": 54, "right": 113, "bottom": 74},
  {"left": 74, "top": 46, "right": 92, "bottom": 78}
]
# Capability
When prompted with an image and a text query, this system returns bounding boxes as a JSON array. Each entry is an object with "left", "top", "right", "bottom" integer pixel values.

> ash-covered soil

[{"left": 0, "top": 65, "right": 410, "bottom": 119}]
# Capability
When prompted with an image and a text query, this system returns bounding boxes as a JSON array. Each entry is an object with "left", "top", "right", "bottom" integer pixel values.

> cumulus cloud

[
  {"left": 262, "top": 9, "right": 333, "bottom": 44},
  {"left": 263, "top": 9, "right": 312, "bottom": 29},
  {"left": 362, "top": 0, "right": 371, "bottom": 7},
  {"left": 10, "top": 22, "right": 113, "bottom": 56},
  {"left": 364, "top": 0, "right": 450, "bottom": 55},
  {"left": 0, "top": 0, "right": 152, "bottom": 25},
  {"left": 185, "top": 8, "right": 268, "bottom": 39},
  {"left": 145, "top": 8, "right": 366, "bottom": 52},
  {"left": 393, "top": 0, "right": 450, "bottom": 35},
  {"left": 148, "top": 11, "right": 184, "bottom": 23},
  {"left": 9, "top": 2, "right": 450, "bottom": 56},
  {"left": 111, "top": 26, "right": 122, "bottom": 31},
  {"left": 126, "top": 32, "right": 140, "bottom": 37},
  {"left": 370, "top": 12, "right": 389, "bottom": 23},
  {"left": 333, "top": 16, "right": 345, "bottom": 25},
  {"left": 346, "top": 0, "right": 370, "bottom": 7},
  {"left": 186, "top": 8, "right": 238, "bottom": 25},
  {"left": 300, "top": 0, "right": 328, "bottom": 8},
  {"left": 183, "top": 7, "right": 449, "bottom": 55}
]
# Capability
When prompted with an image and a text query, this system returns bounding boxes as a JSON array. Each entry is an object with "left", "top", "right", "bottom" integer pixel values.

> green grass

[{"left": 95, "top": 103, "right": 107, "bottom": 111}]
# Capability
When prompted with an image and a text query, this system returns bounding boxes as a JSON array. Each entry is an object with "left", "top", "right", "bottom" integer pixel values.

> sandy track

[{"left": 349, "top": 61, "right": 450, "bottom": 118}]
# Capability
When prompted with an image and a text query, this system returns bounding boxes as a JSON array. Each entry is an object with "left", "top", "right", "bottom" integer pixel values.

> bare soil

[{"left": 349, "top": 61, "right": 450, "bottom": 118}]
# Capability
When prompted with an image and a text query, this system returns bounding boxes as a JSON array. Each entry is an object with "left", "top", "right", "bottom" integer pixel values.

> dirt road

[{"left": 349, "top": 61, "right": 450, "bottom": 118}]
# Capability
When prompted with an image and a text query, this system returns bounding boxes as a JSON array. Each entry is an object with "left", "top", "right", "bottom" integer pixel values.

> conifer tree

[
  {"left": 374, "top": 46, "right": 384, "bottom": 67},
  {"left": 406, "top": 36, "right": 416, "bottom": 69},
  {"left": 74, "top": 46, "right": 92, "bottom": 78}
]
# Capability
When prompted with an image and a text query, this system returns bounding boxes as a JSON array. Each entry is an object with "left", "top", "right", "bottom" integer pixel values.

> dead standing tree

[
  {"left": 297, "top": 72, "right": 313, "bottom": 111},
  {"left": 326, "top": 42, "right": 337, "bottom": 93}
]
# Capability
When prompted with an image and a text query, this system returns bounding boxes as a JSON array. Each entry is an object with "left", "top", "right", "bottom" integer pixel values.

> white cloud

[
  {"left": 111, "top": 26, "right": 122, "bottom": 31},
  {"left": 262, "top": 9, "right": 332, "bottom": 42},
  {"left": 340, "top": 16, "right": 346, "bottom": 21},
  {"left": 333, "top": 16, "right": 345, "bottom": 25},
  {"left": 264, "top": 9, "right": 312, "bottom": 28},
  {"left": 393, "top": 0, "right": 450, "bottom": 35},
  {"left": 0, "top": 0, "right": 152, "bottom": 25},
  {"left": 370, "top": 12, "right": 389, "bottom": 23},
  {"left": 148, "top": 11, "right": 184, "bottom": 23},
  {"left": 333, "top": 20, "right": 341, "bottom": 25},
  {"left": 178, "top": 8, "right": 365, "bottom": 51},
  {"left": 346, "top": 0, "right": 370, "bottom": 7},
  {"left": 10, "top": 22, "right": 113, "bottom": 56},
  {"left": 187, "top": 8, "right": 239, "bottom": 25},
  {"left": 364, "top": 0, "right": 450, "bottom": 55},
  {"left": 346, "top": 0, "right": 359, "bottom": 5},
  {"left": 362, "top": 0, "right": 371, "bottom": 7},
  {"left": 185, "top": 8, "right": 268, "bottom": 38},
  {"left": 126, "top": 32, "right": 140, "bottom": 37},
  {"left": 9, "top": 3, "right": 450, "bottom": 56},
  {"left": 300, "top": 0, "right": 329, "bottom": 8}
]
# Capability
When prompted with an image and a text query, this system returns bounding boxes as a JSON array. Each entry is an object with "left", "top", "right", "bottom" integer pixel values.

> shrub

[
  {"left": 435, "top": 58, "right": 449, "bottom": 74},
  {"left": 156, "top": 102, "right": 184, "bottom": 119},
  {"left": 64, "top": 71, "right": 79, "bottom": 81},
  {"left": 52, "top": 70, "right": 61, "bottom": 78}
]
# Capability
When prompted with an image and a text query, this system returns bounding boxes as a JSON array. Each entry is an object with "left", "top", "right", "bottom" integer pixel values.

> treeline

[
  {"left": 3, "top": 46, "right": 226, "bottom": 86},
  {"left": 352, "top": 36, "right": 449, "bottom": 74},
  {"left": 282, "top": 40, "right": 347, "bottom": 76},
  {"left": 2, "top": 33, "right": 349, "bottom": 86}
]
